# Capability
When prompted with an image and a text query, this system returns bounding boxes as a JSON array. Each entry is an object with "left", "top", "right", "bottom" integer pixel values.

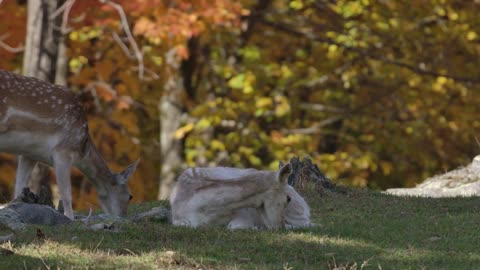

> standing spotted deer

[
  {"left": 0, "top": 70, "right": 139, "bottom": 219},
  {"left": 170, "top": 164, "right": 292, "bottom": 229}
]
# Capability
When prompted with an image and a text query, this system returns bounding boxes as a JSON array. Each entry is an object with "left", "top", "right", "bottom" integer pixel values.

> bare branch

[
  {"left": 284, "top": 115, "right": 344, "bottom": 135},
  {"left": 86, "top": 81, "right": 118, "bottom": 97},
  {"left": 286, "top": 80, "right": 406, "bottom": 135},
  {"left": 132, "top": 66, "right": 160, "bottom": 80},
  {"left": 0, "top": 33, "right": 9, "bottom": 41},
  {"left": 50, "top": 0, "right": 76, "bottom": 34},
  {"left": 85, "top": 81, "right": 107, "bottom": 110},
  {"left": 49, "top": 0, "right": 73, "bottom": 20},
  {"left": 99, "top": 0, "right": 144, "bottom": 80},
  {"left": 85, "top": 80, "right": 145, "bottom": 109},
  {"left": 111, "top": 31, "right": 159, "bottom": 80},
  {"left": 111, "top": 31, "right": 135, "bottom": 59},
  {"left": 61, "top": 0, "right": 76, "bottom": 34},
  {"left": 299, "top": 103, "right": 345, "bottom": 113},
  {"left": 0, "top": 33, "right": 24, "bottom": 53}
]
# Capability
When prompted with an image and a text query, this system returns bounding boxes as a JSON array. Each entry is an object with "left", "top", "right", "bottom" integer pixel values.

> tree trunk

[
  {"left": 157, "top": 48, "right": 186, "bottom": 200},
  {"left": 22, "top": 0, "right": 67, "bottom": 195}
]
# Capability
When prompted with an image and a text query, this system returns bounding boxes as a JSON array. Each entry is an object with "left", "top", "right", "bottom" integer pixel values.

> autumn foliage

[{"left": 1, "top": 0, "right": 480, "bottom": 209}]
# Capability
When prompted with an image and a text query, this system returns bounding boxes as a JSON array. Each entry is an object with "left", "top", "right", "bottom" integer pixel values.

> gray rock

[
  {"left": 386, "top": 155, "right": 480, "bottom": 197},
  {"left": 7, "top": 203, "right": 72, "bottom": 225},
  {"left": 0, "top": 207, "right": 26, "bottom": 231}
]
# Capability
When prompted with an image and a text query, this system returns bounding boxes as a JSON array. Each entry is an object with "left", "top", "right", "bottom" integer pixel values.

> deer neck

[{"left": 75, "top": 137, "right": 114, "bottom": 195}]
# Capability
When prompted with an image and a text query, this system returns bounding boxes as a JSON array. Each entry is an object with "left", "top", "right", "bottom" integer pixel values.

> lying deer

[
  {"left": 227, "top": 185, "right": 311, "bottom": 230},
  {"left": 170, "top": 165, "right": 292, "bottom": 229},
  {"left": 0, "top": 70, "right": 139, "bottom": 219}
]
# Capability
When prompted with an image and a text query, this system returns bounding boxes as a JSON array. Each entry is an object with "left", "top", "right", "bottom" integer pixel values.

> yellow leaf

[
  {"left": 196, "top": 118, "right": 211, "bottom": 130},
  {"left": 380, "top": 162, "right": 392, "bottom": 175},
  {"left": 436, "top": 76, "right": 448, "bottom": 85},
  {"left": 274, "top": 95, "right": 291, "bottom": 117},
  {"left": 467, "top": 31, "right": 477, "bottom": 41},
  {"left": 256, "top": 97, "right": 273, "bottom": 108},
  {"left": 174, "top": 123, "right": 194, "bottom": 139},
  {"left": 211, "top": 139, "right": 225, "bottom": 151}
]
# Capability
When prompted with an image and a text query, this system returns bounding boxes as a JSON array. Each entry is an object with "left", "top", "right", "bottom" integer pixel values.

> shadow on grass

[
  {"left": 3, "top": 221, "right": 479, "bottom": 270},
  {"left": 3, "top": 191, "right": 480, "bottom": 269},
  {"left": 0, "top": 253, "right": 47, "bottom": 269}
]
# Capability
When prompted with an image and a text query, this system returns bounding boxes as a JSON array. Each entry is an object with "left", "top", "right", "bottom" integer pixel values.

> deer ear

[
  {"left": 277, "top": 163, "right": 292, "bottom": 184},
  {"left": 115, "top": 159, "right": 140, "bottom": 185},
  {"left": 278, "top": 161, "right": 285, "bottom": 169}
]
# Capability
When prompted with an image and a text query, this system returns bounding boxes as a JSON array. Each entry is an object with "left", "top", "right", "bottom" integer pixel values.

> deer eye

[
  {"left": 287, "top": 196, "right": 291, "bottom": 203},
  {"left": 129, "top": 195, "right": 133, "bottom": 201}
]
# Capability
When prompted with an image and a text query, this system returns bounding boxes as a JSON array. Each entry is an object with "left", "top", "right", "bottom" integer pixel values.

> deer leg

[
  {"left": 53, "top": 152, "right": 74, "bottom": 220},
  {"left": 14, "top": 155, "right": 37, "bottom": 198}
]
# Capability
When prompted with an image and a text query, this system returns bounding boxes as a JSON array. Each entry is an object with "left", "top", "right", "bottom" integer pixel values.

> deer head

[
  {"left": 256, "top": 163, "right": 292, "bottom": 229},
  {"left": 97, "top": 159, "right": 140, "bottom": 217}
]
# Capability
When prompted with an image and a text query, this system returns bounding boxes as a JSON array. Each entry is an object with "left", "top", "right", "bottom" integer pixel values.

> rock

[
  {"left": 386, "top": 155, "right": 480, "bottom": 197},
  {"left": 0, "top": 207, "right": 26, "bottom": 231},
  {"left": 7, "top": 202, "right": 72, "bottom": 225},
  {"left": 0, "top": 187, "right": 70, "bottom": 229},
  {"left": 3, "top": 193, "right": 174, "bottom": 232}
]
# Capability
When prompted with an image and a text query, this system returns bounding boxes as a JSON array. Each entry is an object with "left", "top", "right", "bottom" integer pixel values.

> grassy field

[{"left": 1, "top": 186, "right": 480, "bottom": 269}]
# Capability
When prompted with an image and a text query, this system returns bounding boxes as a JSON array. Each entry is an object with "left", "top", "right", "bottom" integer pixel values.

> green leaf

[{"left": 228, "top": 73, "right": 245, "bottom": 89}]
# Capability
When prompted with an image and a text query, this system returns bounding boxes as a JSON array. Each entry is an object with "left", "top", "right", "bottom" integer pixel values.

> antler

[
  {"left": 280, "top": 156, "right": 336, "bottom": 190},
  {"left": 287, "top": 157, "right": 302, "bottom": 187}
]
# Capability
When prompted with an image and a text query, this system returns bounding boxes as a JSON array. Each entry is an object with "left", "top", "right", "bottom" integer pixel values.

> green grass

[{"left": 1, "top": 186, "right": 480, "bottom": 269}]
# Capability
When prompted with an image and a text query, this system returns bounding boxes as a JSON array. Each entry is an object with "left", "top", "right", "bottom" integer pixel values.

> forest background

[{"left": 0, "top": 0, "right": 479, "bottom": 210}]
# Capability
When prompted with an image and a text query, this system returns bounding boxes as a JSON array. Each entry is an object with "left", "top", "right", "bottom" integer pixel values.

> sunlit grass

[{"left": 1, "top": 186, "right": 480, "bottom": 269}]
